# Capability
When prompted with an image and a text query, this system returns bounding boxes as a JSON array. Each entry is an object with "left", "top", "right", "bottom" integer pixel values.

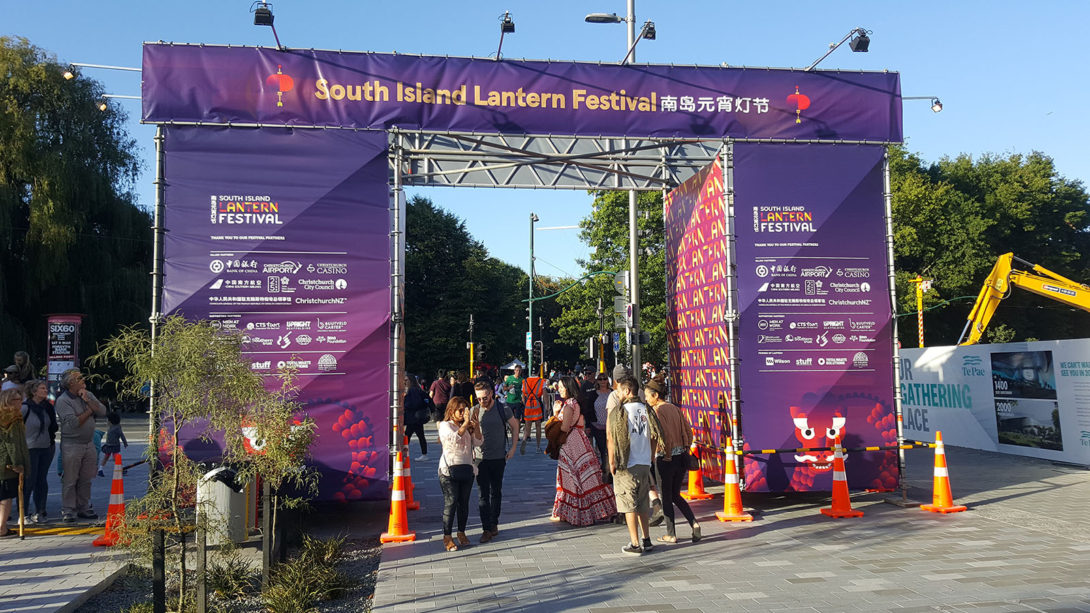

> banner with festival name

[
  {"left": 733, "top": 143, "right": 897, "bottom": 492},
  {"left": 143, "top": 44, "right": 902, "bottom": 143},
  {"left": 664, "top": 158, "right": 732, "bottom": 481},
  {"left": 162, "top": 126, "right": 391, "bottom": 502}
]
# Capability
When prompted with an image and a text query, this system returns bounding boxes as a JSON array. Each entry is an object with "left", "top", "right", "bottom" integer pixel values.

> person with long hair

[
  {"left": 20, "top": 380, "right": 56, "bottom": 523},
  {"left": 403, "top": 374, "right": 430, "bottom": 461},
  {"left": 644, "top": 377, "right": 701, "bottom": 543},
  {"left": 0, "top": 388, "right": 29, "bottom": 536},
  {"left": 437, "top": 396, "right": 481, "bottom": 551},
  {"left": 550, "top": 376, "right": 616, "bottom": 526}
]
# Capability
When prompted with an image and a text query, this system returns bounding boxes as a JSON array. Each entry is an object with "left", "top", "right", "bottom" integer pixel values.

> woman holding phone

[{"left": 437, "top": 396, "right": 482, "bottom": 551}]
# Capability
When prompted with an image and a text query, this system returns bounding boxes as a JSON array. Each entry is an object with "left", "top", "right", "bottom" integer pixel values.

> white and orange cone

[
  {"left": 93, "top": 454, "right": 126, "bottom": 547},
  {"left": 716, "top": 437, "right": 753, "bottom": 522},
  {"left": 681, "top": 438, "right": 714, "bottom": 501},
  {"left": 401, "top": 436, "right": 419, "bottom": 511},
  {"left": 820, "top": 436, "right": 863, "bottom": 519},
  {"left": 921, "top": 431, "right": 967, "bottom": 514},
  {"left": 380, "top": 451, "right": 417, "bottom": 543}
]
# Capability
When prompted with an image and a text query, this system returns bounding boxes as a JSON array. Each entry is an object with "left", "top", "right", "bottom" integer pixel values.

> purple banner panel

[
  {"left": 143, "top": 44, "right": 902, "bottom": 142},
  {"left": 734, "top": 143, "right": 897, "bottom": 492},
  {"left": 664, "top": 158, "right": 732, "bottom": 482},
  {"left": 162, "top": 126, "right": 391, "bottom": 502}
]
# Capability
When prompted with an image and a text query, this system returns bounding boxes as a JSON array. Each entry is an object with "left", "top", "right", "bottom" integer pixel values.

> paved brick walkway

[
  {"left": 374, "top": 424, "right": 1090, "bottom": 612},
  {"left": 0, "top": 416, "right": 148, "bottom": 613}
]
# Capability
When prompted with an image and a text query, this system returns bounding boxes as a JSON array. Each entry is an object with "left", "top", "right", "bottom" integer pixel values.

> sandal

[
  {"left": 657, "top": 534, "right": 677, "bottom": 544},
  {"left": 443, "top": 535, "right": 458, "bottom": 551}
]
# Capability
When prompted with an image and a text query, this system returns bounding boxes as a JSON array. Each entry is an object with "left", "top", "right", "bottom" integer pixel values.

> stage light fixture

[
  {"left": 849, "top": 31, "right": 870, "bottom": 53},
  {"left": 642, "top": 20, "right": 656, "bottom": 41},
  {"left": 501, "top": 11, "right": 515, "bottom": 34},
  {"left": 254, "top": 3, "right": 274, "bottom": 26},
  {"left": 931, "top": 98, "right": 943, "bottom": 113}
]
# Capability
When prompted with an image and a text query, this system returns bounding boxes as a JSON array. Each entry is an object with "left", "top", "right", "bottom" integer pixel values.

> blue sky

[{"left": 5, "top": 1, "right": 1088, "bottom": 279}]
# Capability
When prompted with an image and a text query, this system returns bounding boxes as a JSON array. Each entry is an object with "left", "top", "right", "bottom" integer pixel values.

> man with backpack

[{"left": 473, "top": 380, "right": 519, "bottom": 543}]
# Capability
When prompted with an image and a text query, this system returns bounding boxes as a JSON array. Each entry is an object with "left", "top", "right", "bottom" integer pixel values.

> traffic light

[{"left": 587, "top": 337, "right": 598, "bottom": 359}]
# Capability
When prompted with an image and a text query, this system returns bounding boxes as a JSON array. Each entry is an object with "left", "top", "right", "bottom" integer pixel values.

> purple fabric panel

[
  {"left": 162, "top": 125, "right": 391, "bottom": 501},
  {"left": 733, "top": 143, "right": 897, "bottom": 492},
  {"left": 143, "top": 45, "right": 902, "bottom": 142}
]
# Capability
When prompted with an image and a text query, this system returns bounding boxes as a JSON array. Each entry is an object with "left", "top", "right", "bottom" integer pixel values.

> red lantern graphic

[
  {"left": 265, "top": 65, "right": 295, "bottom": 108},
  {"left": 786, "top": 86, "right": 811, "bottom": 124}
]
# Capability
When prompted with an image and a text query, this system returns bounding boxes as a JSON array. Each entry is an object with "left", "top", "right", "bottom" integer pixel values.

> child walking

[{"left": 98, "top": 413, "right": 128, "bottom": 477}]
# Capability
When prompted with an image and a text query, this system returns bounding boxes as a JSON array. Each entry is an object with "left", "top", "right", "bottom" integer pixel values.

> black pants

[
  {"left": 440, "top": 471, "right": 473, "bottom": 535},
  {"left": 404, "top": 423, "right": 427, "bottom": 455},
  {"left": 656, "top": 452, "right": 696, "bottom": 536},
  {"left": 476, "top": 458, "right": 506, "bottom": 532},
  {"left": 589, "top": 426, "right": 607, "bottom": 468}
]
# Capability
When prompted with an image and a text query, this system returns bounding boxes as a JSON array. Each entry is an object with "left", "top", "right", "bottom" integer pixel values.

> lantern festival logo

[
  {"left": 266, "top": 64, "right": 295, "bottom": 108},
  {"left": 787, "top": 85, "right": 811, "bottom": 124}
]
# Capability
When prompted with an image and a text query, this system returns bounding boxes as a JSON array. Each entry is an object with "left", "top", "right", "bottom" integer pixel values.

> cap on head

[{"left": 612, "top": 363, "right": 632, "bottom": 381}]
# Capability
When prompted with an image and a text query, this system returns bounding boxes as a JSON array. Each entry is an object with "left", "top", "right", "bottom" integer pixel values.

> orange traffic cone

[
  {"left": 681, "top": 438, "right": 714, "bottom": 501},
  {"left": 93, "top": 454, "right": 125, "bottom": 546},
  {"left": 921, "top": 431, "right": 967, "bottom": 514},
  {"left": 401, "top": 436, "right": 419, "bottom": 510},
  {"left": 380, "top": 451, "right": 417, "bottom": 543},
  {"left": 716, "top": 438, "right": 753, "bottom": 522},
  {"left": 821, "top": 436, "right": 863, "bottom": 518}
]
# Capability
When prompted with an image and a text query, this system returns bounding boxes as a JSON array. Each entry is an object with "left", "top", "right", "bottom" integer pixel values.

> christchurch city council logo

[
  {"left": 266, "top": 64, "right": 295, "bottom": 108},
  {"left": 787, "top": 85, "right": 811, "bottom": 124}
]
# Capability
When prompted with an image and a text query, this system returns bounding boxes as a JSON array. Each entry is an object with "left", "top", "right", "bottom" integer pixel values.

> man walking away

[
  {"left": 607, "top": 376, "right": 663, "bottom": 554},
  {"left": 474, "top": 381, "right": 518, "bottom": 543},
  {"left": 429, "top": 369, "right": 451, "bottom": 423}
]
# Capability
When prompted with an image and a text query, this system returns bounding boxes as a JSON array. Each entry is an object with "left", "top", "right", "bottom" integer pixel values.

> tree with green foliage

[
  {"left": 553, "top": 191, "right": 666, "bottom": 369},
  {"left": 0, "top": 37, "right": 151, "bottom": 366},
  {"left": 890, "top": 146, "right": 1090, "bottom": 346},
  {"left": 90, "top": 316, "right": 317, "bottom": 611},
  {"left": 404, "top": 196, "right": 529, "bottom": 377}
]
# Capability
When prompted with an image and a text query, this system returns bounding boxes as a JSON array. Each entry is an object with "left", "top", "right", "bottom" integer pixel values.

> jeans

[
  {"left": 476, "top": 458, "right": 506, "bottom": 532},
  {"left": 61, "top": 441, "right": 97, "bottom": 517},
  {"left": 588, "top": 426, "right": 607, "bottom": 468},
  {"left": 404, "top": 423, "right": 427, "bottom": 455},
  {"left": 25, "top": 446, "right": 54, "bottom": 515},
  {"left": 440, "top": 470, "right": 473, "bottom": 535},
  {"left": 656, "top": 452, "right": 696, "bottom": 536}
]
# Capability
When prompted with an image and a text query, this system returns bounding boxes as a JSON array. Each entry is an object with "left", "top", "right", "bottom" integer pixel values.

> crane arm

[{"left": 959, "top": 252, "right": 1090, "bottom": 345}]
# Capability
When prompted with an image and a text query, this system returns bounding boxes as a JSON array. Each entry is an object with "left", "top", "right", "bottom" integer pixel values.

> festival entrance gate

[{"left": 142, "top": 43, "right": 904, "bottom": 500}]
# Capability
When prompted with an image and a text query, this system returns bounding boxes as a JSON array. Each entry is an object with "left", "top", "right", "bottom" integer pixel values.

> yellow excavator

[{"left": 958, "top": 252, "right": 1090, "bottom": 345}]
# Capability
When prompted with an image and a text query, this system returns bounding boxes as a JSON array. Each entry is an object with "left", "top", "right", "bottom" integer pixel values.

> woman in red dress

[{"left": 550, "top": 377, "right": 616, "bottom": 526}]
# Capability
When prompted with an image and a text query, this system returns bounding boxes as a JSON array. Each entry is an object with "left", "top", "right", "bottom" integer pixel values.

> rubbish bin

[{"left": 197, "top": 466, "right": 247, "bottom": 546}]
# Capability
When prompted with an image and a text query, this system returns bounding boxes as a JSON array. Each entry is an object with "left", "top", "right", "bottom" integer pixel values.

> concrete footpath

[
  {"left": 373, "top": 427, "right": 1090, "bottom": 613},
  {"left": 0, "top": 416, "right": 148, "bottom": 613}
]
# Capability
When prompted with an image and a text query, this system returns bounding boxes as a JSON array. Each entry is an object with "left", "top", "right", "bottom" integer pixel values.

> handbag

[{"left": 687, "top": 450, "right": 700, "bottom": 471}]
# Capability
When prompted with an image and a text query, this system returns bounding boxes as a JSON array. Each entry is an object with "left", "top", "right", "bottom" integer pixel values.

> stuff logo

[{"left": 266, "top": 64, "right": 295, "bottom": 108}]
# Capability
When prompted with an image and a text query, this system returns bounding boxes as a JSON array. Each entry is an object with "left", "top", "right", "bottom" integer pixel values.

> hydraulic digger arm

[{"left": 958, "top": 253, "right": 1090, "bottom": 345}]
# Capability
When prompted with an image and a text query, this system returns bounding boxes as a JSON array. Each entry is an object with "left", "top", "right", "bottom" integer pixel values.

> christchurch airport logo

[
  {"left": 787, "top": 85, "right": 811, "bottom": 124},
  {"left": 266, "top": 65, "right": 295, "bottom": 108}
]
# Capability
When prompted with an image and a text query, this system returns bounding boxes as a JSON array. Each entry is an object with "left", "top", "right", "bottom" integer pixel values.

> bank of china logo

[
  {"left": 756, "top": 265, "right": 769, "bottom": 278},
  {"left": 266, "top": 65, "right": 295, "bottom": 108},
  {"left": 210, "top": 259, "right": 224, "bottom": 273},
  {"left": 787, "top": 85, "right": 811, "bottom": 124}
]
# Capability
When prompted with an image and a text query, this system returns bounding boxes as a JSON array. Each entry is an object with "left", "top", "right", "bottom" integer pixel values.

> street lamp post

[
  {"left": 586, "top": 0, "right": 648, "bottom": 380},
  {"left": 528, "top": 212, "right": 539, "bottom": 372}
]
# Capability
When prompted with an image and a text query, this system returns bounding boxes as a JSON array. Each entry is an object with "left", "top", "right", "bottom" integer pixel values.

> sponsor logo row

[
  {"left": 754, "top": 264, "right": 871, "bottom": 279},
  {"left": 210, "top": 259, "right": 348, "bottom": 276},
  {"left": 248, "top": 353, "right": 339, "bottom": 373},
  {"left": 761, "top": 351, "right": 870, "bottom": 369},
  {"left": 757, "top": 318, "right": 877, "bottom": 332}
]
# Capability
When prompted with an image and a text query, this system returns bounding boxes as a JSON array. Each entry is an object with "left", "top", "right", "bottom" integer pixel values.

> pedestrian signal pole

[
  {"left": 913, "top": 276, "right": 932, "bottom": 348},
  {"left": 467, "top": 314, "right": 475, "bottom": 378}
]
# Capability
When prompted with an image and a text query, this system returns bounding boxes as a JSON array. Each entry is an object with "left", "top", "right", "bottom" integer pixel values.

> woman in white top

[{"left": 437, "top": 396, "right": 482, "bottom": 551}]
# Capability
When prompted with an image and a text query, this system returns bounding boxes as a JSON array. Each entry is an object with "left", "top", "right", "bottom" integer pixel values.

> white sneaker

[{"left": 414, "top": 454, "right": 428, "bottom": 462}]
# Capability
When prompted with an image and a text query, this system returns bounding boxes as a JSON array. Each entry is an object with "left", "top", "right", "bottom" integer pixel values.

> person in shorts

[{"left": 606, "top": 376, "right": 662, "bottom": 555}]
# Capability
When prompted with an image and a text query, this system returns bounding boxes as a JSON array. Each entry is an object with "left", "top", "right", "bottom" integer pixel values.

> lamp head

[
  {"left": 63, "top": 68, "right": 75, "bottom": 80},
  {"left": 931, "top": 98, "right": 943, "bottom": 113},
  {"left": 98, "top": 99, "right": 108, "bottom": 112},
  {"left": 848, "top": 30, "right": 870, "bottom": 53},
  {"left": 254, "top": 3, "right": 274, "bottom": 26},
  {"left": 642, "top": 20, "right": 656, "bottom": 40},
  {"left": 531, "top": 213, "right": 539, "bottom": 222},
  {"left": 585, "top": 12, "right": 623, "bottom": 24},
  {"left": 500, "top": 11, "right": 515, "bottom": 34}
]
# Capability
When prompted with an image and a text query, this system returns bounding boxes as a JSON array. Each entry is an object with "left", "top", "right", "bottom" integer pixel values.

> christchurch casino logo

[
  {"left": 265, "top": 64, "right": 295, "bottom": 107},
  {"left": 786, "top": 85, "right": 811, "bottom": 124}
]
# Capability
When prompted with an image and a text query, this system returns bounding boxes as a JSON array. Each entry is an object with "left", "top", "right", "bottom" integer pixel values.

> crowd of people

[
  {"left": 0, "top": 350, "right": 129, "bottom": 534},
  {"left": 404, "top": 360, "right": 698, "bottom": 555}
]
